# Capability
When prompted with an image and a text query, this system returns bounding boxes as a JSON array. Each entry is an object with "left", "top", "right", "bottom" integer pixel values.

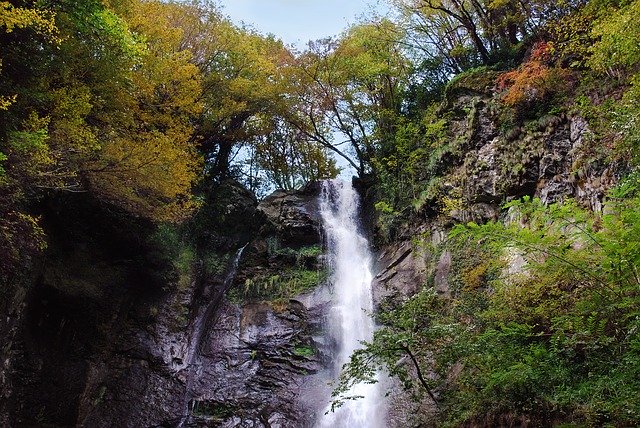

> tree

[
  {"left": 159, "top": 0, "right": 297, "bottom": 179},
  {"left": 589, "top": 0, "right": 640, "bottom": 76},
  {"left": 0, "top": 0, "right": 58, "bottom": 280},
  {"left": 0, "top": 1, "right": 58, "bottom": 110},
  {"left": 291, "top": 20, "right": 410, "bottom": 176},
  {"left": 0, "top": 0, "right": 203, "bottom": 221},
  {"left": 393, "top": 0, "right": 587, "bottom": 71},
  {"left": 249, "top": 117, "right": 339, "bottom": 191},
  {"left": 86, "top": 0, "right": 203, "bottom": 221}
]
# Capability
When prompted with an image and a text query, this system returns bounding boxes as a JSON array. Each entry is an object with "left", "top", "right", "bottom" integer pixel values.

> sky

[
  {"left": 218, "top": 0, "right": 389, "bottom": 48},
  {"left": 217, "top": 1, "right": 391, "bottom": 179}
]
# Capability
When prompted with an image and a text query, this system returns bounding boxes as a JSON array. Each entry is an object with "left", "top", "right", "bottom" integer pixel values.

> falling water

[
  {"left": 317, "top": 180, "right": 385, "bottom": 428},
  {"left": 178, "top": 244, "right": 246, "bottom": 428}
]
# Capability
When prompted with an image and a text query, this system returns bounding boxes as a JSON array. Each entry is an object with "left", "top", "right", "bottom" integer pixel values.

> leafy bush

[
  {"left": 335, "top": 184, "right": 640, "bottom": 426},
  {"left": 230, "top": 267, "right": 326, "bottom": 303},
  {"left": 497, "top": 42, "right": 570, "bottom": 113},
  {"left": 148, "top": 223, "right": 195, "bottom": 289},
  {"left": 589, "top": 0, "right": 640, "bottom": 75}
]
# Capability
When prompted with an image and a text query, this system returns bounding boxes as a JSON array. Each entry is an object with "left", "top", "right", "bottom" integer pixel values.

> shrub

[{"left": 497, "top": 42, "right": 570, "bottom": 112}]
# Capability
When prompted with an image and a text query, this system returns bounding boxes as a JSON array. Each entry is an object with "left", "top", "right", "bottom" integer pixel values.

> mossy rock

[{"left": 444, "top": 67, "right": 501, "bottom": 100}]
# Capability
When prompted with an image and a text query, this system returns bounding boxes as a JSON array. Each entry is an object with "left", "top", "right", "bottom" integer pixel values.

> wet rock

[
  {"left": 449, "top": 202, "right": 500, "bottom": 223},
  {"left": 434, "top": 251, "right": 452, "bottom": 297},
  {"left": 183, "top": 300, "right": 322, "bottom": 428},
  {"left": 465, "top": 139, "right": 500, "bottom": 203},
  {"left": 373, "top": 241, "right": 429, "bottom": 307}
]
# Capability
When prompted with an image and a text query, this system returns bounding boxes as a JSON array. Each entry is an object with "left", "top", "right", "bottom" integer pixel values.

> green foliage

[
  {"left": 249, "top": 119, "right": 339, "bottom": 193},
  {"left": 0, "top": 1, "right": 57, "bottom": 37},
  {"left": 372, "top": 104, "right": 452, "bottom": 241},
  {"left": 445, "top": 66, "right": 499, "bottom": 98},
  {"left": 614, "top": 74, "right": 640, "bottom": 164},
  {"left": 292, "top": 345, "right": 315, "bottom": 358},
  {"left": 0, "top": 210, "right": 47, "bottom": 281},
  {"left": 292, "top": 19, "right": 411, "bottom": 176},
  {"left": 269, "top": 243, "right": 323, "bottom": 260},
  {"left": 232, "top": 267, "right": 325, "bottom": 303},
  {"left": 228, "top": 242, "right": 325, "bottom": 305},
  {"left": 191, "top": 401, "right": 237, "bottom": 421},
  {"left": 0, "top": 151, "right": 6, "bottom": 177},
  {"left": 148, "top": 222, "right": 231, "bottom": 292},
  {"left": 337, "top": 187, "right": 640, "bottom": 426},
  {"left": 0, "top": 0, "right": 203, "bottom": 226},
  {"left": 589, "top": 0, "right": 640, "bottom": 75},
  {"left": 203, "top": 252, "right": 230, "bottom": 277}
]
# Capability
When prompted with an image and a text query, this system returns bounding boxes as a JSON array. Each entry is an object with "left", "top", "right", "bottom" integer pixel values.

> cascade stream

[
  {"left": 178, "top": 245, "right": 246, "bottom": 428},
  {"left": 317, "top": 180, "right": 385, "bottom": 428}
]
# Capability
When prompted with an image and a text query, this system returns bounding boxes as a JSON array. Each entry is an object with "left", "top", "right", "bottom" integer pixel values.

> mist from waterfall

[{"left": 317, "top": 180, "right": 385, "bottom": 428}]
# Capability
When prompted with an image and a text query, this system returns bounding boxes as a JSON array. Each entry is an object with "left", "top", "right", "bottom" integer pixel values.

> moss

[
  {"left": 191, "top": 401, "right": 237, "bottom": 420},
  {"left": 293, "top": 345, "right": 315, "bottom": 358},
  {"left": 92, "top": 385, "right": 107, "bottom": 406},
  {"left": 271, "top": 244, "right": 323, "bottom": 265},
  {"left": 445, "top": 66, "right": 501, "bottom": 99},
  {"left": 203, "top": 252, "right": 230, "bottom": 276},
  {"left": 229, "top": 267, "right": 327, "bottom": 303},
  {"left": 461, "top": 262, "right": 489, "bottom": 290}
]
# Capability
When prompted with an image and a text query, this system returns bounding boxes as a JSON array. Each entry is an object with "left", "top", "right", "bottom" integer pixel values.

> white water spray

[{"left": 317, "top": 180, "right": 385, "bottom": 428}]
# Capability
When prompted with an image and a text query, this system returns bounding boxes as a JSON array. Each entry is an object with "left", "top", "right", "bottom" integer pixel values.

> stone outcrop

[
  {"left": 257, "top": 182, "right": 323, "bottom": 247},
  {"left": 372, "top": 238, "right": 430, "bottom": 307},
  {"left": 1, "top": 181, "right": 328, "bottom": 427},
  {"left": 368, "top": 81, "right": 625, "bottom": 427}
]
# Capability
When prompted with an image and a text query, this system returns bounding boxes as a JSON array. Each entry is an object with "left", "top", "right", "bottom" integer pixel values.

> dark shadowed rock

[
  {"left": 257, "top": 182, "right": 323, "bottom": 247},
  {"left": 181, "top": 300, "right": 322, "bottom": 427},
  {"left": 2, "top": 182, "right": 329, "bottom": 428}
]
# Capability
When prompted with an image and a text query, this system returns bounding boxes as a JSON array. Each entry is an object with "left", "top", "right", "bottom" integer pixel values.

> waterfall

[
  {"left": 177, "top": 244, "right": 246, "bottom": 428},
  {"left": 317, "top": 180, "right": 385, "bottom": 428}
]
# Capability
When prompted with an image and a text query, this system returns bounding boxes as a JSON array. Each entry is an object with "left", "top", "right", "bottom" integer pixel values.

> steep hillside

[{"left": 347, "top": 48, "right": 640, "bottom": 428}]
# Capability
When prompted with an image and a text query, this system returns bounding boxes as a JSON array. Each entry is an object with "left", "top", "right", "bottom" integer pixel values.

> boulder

[{"left": 258, "top": 182, "right": 323, "bottom": 247}]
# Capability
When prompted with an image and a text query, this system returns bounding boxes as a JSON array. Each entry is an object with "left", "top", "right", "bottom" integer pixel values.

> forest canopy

[{"left": 2, "top": 0, "right": 639, "bottom": 266}]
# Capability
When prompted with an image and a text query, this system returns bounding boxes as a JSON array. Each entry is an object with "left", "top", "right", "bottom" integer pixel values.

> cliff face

[
  {"left": 0, "top": 180, "right": 331, "bottom": 427},
  {"left": 368, "top": 75, "right": 627, "bottom": 426},
  {"left": 374, "top": 70, "right": 619, "bottom": 299}
]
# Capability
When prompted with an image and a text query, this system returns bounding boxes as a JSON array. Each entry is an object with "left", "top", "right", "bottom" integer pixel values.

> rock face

[
  {"left": 257, "top": 182, "right": 323, "bottom": 247},
  {"left": 372, "top": 238, "right": 430, "bottom": 307},
  {"left": 1, "top": 181, "right": 328, "bottom": 428},
  {"left": 459, "top": 105, "right": 614, "bottom": 212},
  {"left": 370, "top": 88, "right": 620, "bottom": 309},
  {"left": 183, "top": 300, "right": 320, "bottom": 427},
  {"left": 368, "top": 82, "right": 625, "bottom": 427}
]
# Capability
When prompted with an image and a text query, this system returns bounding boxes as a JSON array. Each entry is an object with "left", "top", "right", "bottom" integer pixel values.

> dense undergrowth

[
  {"left": 332, "top": 0, "right": 640, "bottom": 425},
  {"left": 229, "top": 244, "right": 325, "bottom": 303}
]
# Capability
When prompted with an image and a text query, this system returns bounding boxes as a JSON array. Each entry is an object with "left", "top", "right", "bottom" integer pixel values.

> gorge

[{"left": 2, "top": 0, "right": 640, "bottom": 426}]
